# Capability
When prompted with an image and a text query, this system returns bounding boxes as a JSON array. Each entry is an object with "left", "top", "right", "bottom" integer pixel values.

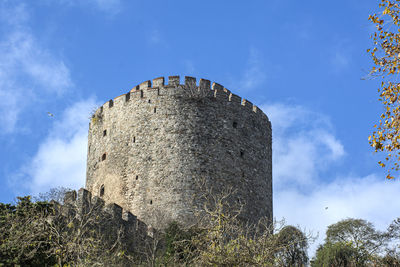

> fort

[{"left": 83, "top": 75, "right": 272, "bottom": 230}]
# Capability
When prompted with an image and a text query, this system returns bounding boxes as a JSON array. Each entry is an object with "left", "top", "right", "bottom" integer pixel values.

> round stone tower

[{"left": 86, "top": 76, "right": 272, "bottom": 229}]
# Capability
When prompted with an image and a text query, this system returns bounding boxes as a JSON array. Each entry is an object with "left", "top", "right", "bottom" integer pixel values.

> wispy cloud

[
  {"left": 282, "top": 20, "right": 313, "bottom": 41},
  {"left": 183, "top": 60, "right": 196, "bottom": 74},
  {"left": 262, "top": 102, "right": 399, "bottom": 256},
  {"left": 147, "top": 29, "right": 162, "bottom": 45},
  {"left": 331, "top": 51, "right": 350, "bottom": 70},
  {"left": 329, "top": 39, "right": 352, "bottom": 72},
  {"left": 13, "top": 98, "right": 98, "bottom": 196},
  {"left": 0, "top": 2, "right": 72, "bottom": 133},
  {"left": 92, "top": 0, "right": 121, "bottom": 13},
  {"left": 57, "top": 0, "right": 122, "bottom": 15},
  {"left": 239, "top": 47, "right": 267, "bottom": 91}
]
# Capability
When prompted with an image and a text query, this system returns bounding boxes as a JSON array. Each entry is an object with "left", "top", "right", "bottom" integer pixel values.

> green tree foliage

[
  {"left": 325, "top": 218, "right": 387, "bottom": 255},
  {"left": 311, "top": 241, "right": 368, "bottom": 267},
  {"left": 1, "top": 187, "right": 313, "bottom": 266},
  {"left": 0, "top": 196, "right": 56, "bottom": 266},
  {"left": 368, "top": 0, "right": 400, "bottom": 178},
  {"left": 388, "top": 217, "right": 400, "bottom": 241},
  {"left": 379, "top": 250, "right": 400, "bottom": 266},
  {"left": 311, "top": 218, "right": 399, "bottom": 266},
  {"left": 0, "top": 195, "right": 137, "bottom": 266},
  {"left": 160, "top": 189, "right": 310, "bottom": 266},
  {"left": 162, "top": 221, "right": 199, "bottom": 264},
  {"left": 275, "top": 225, "right": 309, "bottom": 266}
]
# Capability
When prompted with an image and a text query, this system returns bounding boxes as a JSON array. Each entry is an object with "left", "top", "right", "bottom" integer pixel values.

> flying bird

[{"left": 47, "top": 112, "right": 54, "bottom": 117}]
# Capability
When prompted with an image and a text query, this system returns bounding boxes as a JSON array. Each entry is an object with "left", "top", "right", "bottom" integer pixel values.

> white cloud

[
  {"left": 17, "top": 98, "right": 98, "bottom": 195},
  {"left": 0, "top": 3, "right": 72, "bottom": 133},
  {"left": 263, "top": 102, "right": 400, "bottom": 257},
  {"left": 275, "top": 175, "right": 400, "bottom": 256},
  {"left": 239, "top": 47, "right": 267, "bottom": 91},
  {"left": 261, "top": 103, "right": 345, "bottom": 187},
  {"left": 3, "top": 31, "right": 72, "bottom": 95}
]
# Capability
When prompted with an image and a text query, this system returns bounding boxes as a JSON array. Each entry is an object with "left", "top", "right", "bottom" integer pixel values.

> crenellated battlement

[{"left": 91, "top": 76, "right": 269, "bottom": 123}]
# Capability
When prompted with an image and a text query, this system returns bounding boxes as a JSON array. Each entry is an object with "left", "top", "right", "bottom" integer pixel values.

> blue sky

[{"left": 0, "top": 0, "right": 399, "bottom": 254}]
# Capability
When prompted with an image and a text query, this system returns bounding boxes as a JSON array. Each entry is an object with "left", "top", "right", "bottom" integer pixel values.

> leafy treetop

[{"left": 369, "top": 0, "right": 400, "bottom": 179}]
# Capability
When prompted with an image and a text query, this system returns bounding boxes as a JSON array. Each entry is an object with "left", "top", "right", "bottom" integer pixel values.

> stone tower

[{"left": 86, "top": 76, "right": 272, "bottom": 229}]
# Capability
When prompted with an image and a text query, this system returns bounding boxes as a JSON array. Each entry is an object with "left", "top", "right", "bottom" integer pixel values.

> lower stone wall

[{"left": 55, "top": 188, "right": 154, "bottom": 252}]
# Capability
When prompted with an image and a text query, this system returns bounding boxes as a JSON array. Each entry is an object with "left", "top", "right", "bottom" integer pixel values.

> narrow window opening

[
  {"left": 125, "top": 92, "right": 130, "bottom": 102},
  {"left": 149, "top": 200, "right": 153, "bottom": 205},
  {"left": 148, "top": 99, "right": 151, "bottom": 103},
  {"left": 109, "top": 99, "right": 113, "bottom": 108},
  {"left": 136, "top": 175, "right": 138, "bottom": 180},
  {"left": 133, "top": 136, "right": 136, "bottom": 143},
  {"left": 100, "top": 185, "right": 105, "bottom": 197},
  {"left": 240, "top": 150, "right": 244, "bottom": 157},
  {"left": 140, "top": 90, "right": 144, "bottom": 98},
  {"left": 233, "top": 121, "right": 238, "bottom": 128},
  {"left": 103, "top": 130, "right": 107, "bottom": 136},
  {"left": 102, "top": 153, "right": 107, "bottom": 161},
  {"left": 154, "top": 107, "right": 157, "bottom": 113}
]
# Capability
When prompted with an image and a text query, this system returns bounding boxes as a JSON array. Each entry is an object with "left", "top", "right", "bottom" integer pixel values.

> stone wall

[
  {"left": 86, "top": 76, "right": 272, "bottom": 229},
  {"left": 50, "top": 188, "right": 153, "bottom": 261},
  {"left": 61, "top": 188, "right": 151, "bottom": 236}
]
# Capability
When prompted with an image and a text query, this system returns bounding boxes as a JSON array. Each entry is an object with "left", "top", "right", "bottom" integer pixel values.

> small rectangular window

[
  {"left": 103, "top": 130, "right": 107, "bottom": 136},
  {"left": 100, "top": 185, "right": 105, "bottom": 196}
]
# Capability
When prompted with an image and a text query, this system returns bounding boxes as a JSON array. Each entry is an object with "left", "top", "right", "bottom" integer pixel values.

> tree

[
  {"left": 1, "top": 186, "right": 313, "bottom": 266},
  {"left": 311, "top": 218, "right": 390, "bottom": 266},
  {"left": 0, "top": 196, "right": 57, "bottom": 266},
  {"left": 169, "top": 185, "right": 312, "bottom": 266},
  {"left": 33, "top": 186, "right": 71, "bottom": 203},
  {"left": 387, "top": 217, "right": 400, "bottom": 242},
  {"left": 275, "top": 225, "right": 309, "bottom": 266},
  {"left": 378, "top": 249, "right": 400, "bottom": 266},
  {"left": 311, "top": 242, "right": 368, "bottom": 267},
  {"left": 325, "top": 218, "right": 388, "bottom": 255},
  {"left": 368, "top": 0, "right": 400, "bottom": 179},
  {"left": 0, "top": 195, "right": 139, "bottom": 266}
]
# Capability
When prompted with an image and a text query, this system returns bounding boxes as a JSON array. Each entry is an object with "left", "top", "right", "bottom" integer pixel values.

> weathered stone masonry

[{"left": 86, "top": 76, "right": 272, "bottom": 229}]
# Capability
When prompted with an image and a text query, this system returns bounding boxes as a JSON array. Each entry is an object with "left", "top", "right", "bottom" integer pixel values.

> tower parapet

[{"left": 86, "top": 76, "right": 272, "bottom": 229}]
